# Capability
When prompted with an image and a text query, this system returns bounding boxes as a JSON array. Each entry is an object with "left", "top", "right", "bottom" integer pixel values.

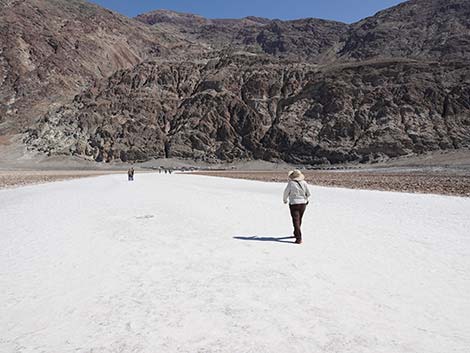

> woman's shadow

[{"left": 233, "top": 235, "right": 296, "bottom": 244}]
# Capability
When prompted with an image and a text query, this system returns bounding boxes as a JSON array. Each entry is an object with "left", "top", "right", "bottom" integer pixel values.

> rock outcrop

[
  {"left": 339, "top": 0, "right": 470, "bottom": 61},
  {"left": 0, "top": 0, "right": 190, "bottom": 133},
  {"left": 26, "top": 55, "right": 470, "bottom": 164},
  {"left": 2, "top": 0, "right": 470, "bottom": 164},
  {"left": 136, "top": 10, "right": 349, "bottom": 62}
]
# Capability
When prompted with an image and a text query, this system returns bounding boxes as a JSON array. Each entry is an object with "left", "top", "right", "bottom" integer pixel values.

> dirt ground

[
  {"left": 0, "top": 170, "right": 125, "bottom": 189},
  {"left": 2, "top": 168, "right": 469, "bottom": 197},
  {"left": 191, "top": 170, "right": 470, "bottom": 197}
]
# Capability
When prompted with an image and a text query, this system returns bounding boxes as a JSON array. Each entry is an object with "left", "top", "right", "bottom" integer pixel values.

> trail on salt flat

[{"left": 1, "top": 173, "right": 469, "bottom": 353}]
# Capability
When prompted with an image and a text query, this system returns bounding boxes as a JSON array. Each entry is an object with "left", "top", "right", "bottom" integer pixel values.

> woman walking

[{"left": 283, "top": 170, "right": 311, "bottom": 244}]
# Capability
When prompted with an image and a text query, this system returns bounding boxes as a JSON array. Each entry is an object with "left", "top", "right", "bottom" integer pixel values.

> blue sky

[{"left": 89, "top": 0, "right": 407, "bottom": 23}]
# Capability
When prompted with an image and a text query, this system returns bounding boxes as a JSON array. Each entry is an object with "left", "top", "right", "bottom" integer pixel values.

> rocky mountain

[
  {"left": 136, "top": 10, "right": 348, "bottom": 62},
  {"left": 3, "top": 0, "right": 470, "bottom": 165},
  {"left": 0, "top": 0, "right": 194, "bottom": 134},
  {"left": 339, "top": 0, "right": 470, "bottom": 61},
  {"left": 137, "top": 0, "right": 470, "bottom": 62},
  {"left": 26, "top": 55, "right": 470, "bottom": 164}
]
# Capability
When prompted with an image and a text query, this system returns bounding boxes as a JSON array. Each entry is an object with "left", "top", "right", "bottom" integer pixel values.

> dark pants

[{"left": 289, "top": 203, "right": 307, "bottom": 241}]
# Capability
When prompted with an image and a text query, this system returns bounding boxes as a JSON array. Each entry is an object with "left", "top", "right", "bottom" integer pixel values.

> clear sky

[{"left": 89, "top": 0, "right": 407, "bottom": 23}]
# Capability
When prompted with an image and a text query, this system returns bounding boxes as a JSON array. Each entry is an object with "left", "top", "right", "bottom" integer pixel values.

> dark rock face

[
  {"left": 239, "top": 19, "right": 348, "bottom": 61},
  {"left": 262, "top": 60, "right": 470, "bottom": 164},
  {"left": 4, "top": 0, "right": 470, "bottom": 164},
  {"left": 27, "top": 61, "right": 203, "bottom": 162},
  {"left": 136, "top": 10, "right": 349, "bottom": 62},
  {"left": 26, "top": 56, "right": 470, "bottom": 164},
  {"left": 135, "top": 10, "right": 270, "bottom": 52},
  {"left": 339, "top": 0, "right": 470, "bottom": 61}
]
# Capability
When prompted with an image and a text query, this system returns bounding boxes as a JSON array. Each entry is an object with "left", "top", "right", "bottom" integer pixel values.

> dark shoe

[{"left": 295, "top": 238, "right": 302, "bottom": 244}]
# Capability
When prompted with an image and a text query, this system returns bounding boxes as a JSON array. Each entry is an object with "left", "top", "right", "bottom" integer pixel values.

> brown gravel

[
  {"left": 3, "top": 169, "right": 469, "bottom": 197},
  {"left": 191, "top": 170, "right": 470, "bottom": 197},
  {"left": 0, "top": 170, "right": 123, "bottom": 189}
]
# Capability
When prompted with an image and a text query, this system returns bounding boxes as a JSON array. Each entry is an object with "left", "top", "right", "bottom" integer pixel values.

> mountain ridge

[{"left": 1, "top": 0, "right": 469, "bottom": 165}]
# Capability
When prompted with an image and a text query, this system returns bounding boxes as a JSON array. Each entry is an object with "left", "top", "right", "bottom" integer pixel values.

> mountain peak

[
  {"left": 341, "top": 0, "right": 470, "bottom": 60},
  {"left": 2, "top": 0, "right": 470, "bottom": 165}
]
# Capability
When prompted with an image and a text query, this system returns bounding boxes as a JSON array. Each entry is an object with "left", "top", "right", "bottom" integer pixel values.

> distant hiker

[
  {"left": 283, "top": 170, "right": 311, "bottom": 244},
  {"left": 128, "top": 167, "right": 135, "bottom": 181}
]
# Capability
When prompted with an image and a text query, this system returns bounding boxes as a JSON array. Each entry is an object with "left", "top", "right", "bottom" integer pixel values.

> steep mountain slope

[
  {"left": 136, "top": 10, "right": 349, "bottom": 62},
  {"left": 0, "top": 0, "right": 188, "bottom": 134},
  {"left": 339, "top": 0, "right": 470, "bottom": 61},
  {"left": 4, "top": 0, "right": 470, "bottom": 165},
  {"left": 26, "top": 55, "right": 470, "bottom": 164},
  {"left": 135, "top": 10, "right": 271, "bottom": 46},
  {"left": 137, "top": 0, "right": 470, "bottom": 63}
]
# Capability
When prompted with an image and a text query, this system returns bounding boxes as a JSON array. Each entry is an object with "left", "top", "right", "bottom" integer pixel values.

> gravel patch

[
  {"left": 0, "top": 170, "right": 124, "bottom": 189},
  {"left": 192, "top": 170, "right": 470, "bottom": 197}
]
